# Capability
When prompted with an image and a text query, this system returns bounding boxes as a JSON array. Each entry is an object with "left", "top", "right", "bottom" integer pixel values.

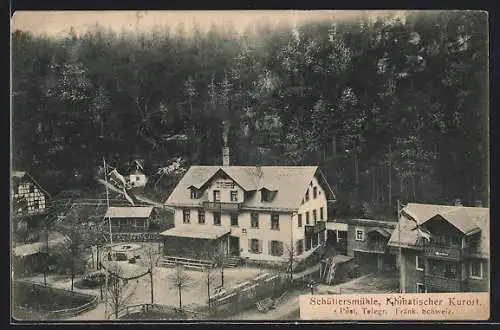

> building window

[
  {"left": 249, "top": 239, "right": 262, "bottom": 254},
  {"left": 183, "top": 209, "right": 191, "bottom": 224},
  {"left": 198, "top": 209, "right": 205, "bottom": 224},
  {"left": 320, "top": 207, "right": 324, "bottom": 220},
  {"left": 230, "top": 214, "right": 239, "bottom": 227},
  {"left": 296, "top": 239, "right": 304, "bottom": 255},
  {"left": 470, "top": 259, "right": 483, "bottom": 279},
  {"left": 213, "top": 190, "right": 221, "bottom": 202},
  {"left": 270, "top": 240, "right": 284, "bottom": 256},
  {"left": 271, "top": 214, "right": 280, "bottom": 230},
  {"left": 230, "top": 190, "right": 238, "bottom": 202},
  {"left": 29, "top": 184, "right": 34, "bottom": 193},
  {"left": 111, "top": 219, "right": 119, "bottom": 226},
  {"left": 136, "top": 176, "right": 140, "bottom": 181},
  {"left": 298, "top": 214, "right": 302, "bottom": 228},
  {"left": 190, "top": 189, "right": 199, "bottom": 199},
  {"left": 251, "top": 213, "right": 259, "bottom": 228},
  {"left": 313, "top": 209, "right": 317, "bottom": 225},
  {"left": 313, "top": 187, "right": 317, "bottom": 198},
  {"left": 355, "top": 228, "right": 364, "bottom": 241},
  {"left": 213, "top": 212, "right": 221, "bottom": 226},
  {"left": 306, "top": 212, "right": 310, "bottom": 225},
  {"left": 416, "top": 255, "right": 424, "bottom": 271},
  {"left": 305, "top": 189, "right": 309, "bottom": 202},
  {"left": 416, "top": 283, "right": 426, "bottom": 293}
]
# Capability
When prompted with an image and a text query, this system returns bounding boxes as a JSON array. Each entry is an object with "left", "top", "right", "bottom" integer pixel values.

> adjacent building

[
  {"left": 104, "top": 206, "right": 154, "bottom": 233},
  {"left": 347, "top": 218, "right": 397, "bottom": 273},
  {"left": 161, "top": 151, "right": 337, "bottom": 266},
  {"left": 12, "top": 171, "right": 51, "bottom": 216},
  {"left": 388, "top": 203, "right": 489, "bottom": 293}
]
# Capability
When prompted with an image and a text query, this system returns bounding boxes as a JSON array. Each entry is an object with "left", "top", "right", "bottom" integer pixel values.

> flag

[
  {"left": 108, "top": 168, "right": 127, "bottom": 188},
  {"left": 416, "top": 227, "right": 432, "bottom": 243}
]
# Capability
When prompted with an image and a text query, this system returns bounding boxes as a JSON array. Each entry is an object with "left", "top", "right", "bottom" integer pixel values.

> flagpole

[{"left": 397, "top": 199, "right": 402, "bottom": 293}]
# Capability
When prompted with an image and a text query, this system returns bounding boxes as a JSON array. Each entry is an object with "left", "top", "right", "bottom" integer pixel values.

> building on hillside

[
  {"left": 127, "top": 169, "right": 148, "bottom": 188},
  {"left": 104, "top": 206, "right": 154, "bottom": 232},
  {"left": 160, "top": 148, "right": 337, "bottom": 266},
  {"left": 387, "top": 203, "right": 489, "bottom": 293},
  {"left": 12, "top": 171, "right": 51, "bottom": 216},
  {"left": 346, "top": 218, "right": 397, "bottom": 273}
]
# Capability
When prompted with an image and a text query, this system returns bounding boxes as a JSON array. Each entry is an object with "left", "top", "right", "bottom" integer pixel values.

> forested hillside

[{"left": 11, "top": 11, "right": 488, "bottom": 215}]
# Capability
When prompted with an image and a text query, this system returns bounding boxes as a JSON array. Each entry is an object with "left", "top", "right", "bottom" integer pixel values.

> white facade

[
  {"left": 128, "top": 172, "right": 148, "bottom": 187},
  {"left": 171, "top": 174, "right": 328, "bottom": 263}
]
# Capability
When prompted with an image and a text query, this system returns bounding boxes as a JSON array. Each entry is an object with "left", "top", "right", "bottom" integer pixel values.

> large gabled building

[
  {"left": 388, "top": 203, "right": 489, "bottom": 293},
  {"left": 161, "top": 152, "right": 337, "bottom": 266}
]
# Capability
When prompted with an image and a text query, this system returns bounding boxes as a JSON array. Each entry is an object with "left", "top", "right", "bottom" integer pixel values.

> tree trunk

[
  {"left": 178, "top": 286, "right": 182, "bottom": 309},
  {"left": 220, "top": 266, "right": 224, "bottom": 287},
  {"left": 412, "top": 176, "right": 417, "bottom": 202},
  {"left": 71, "top": 269, "right": 75, "bottom": 292},
  {"left": 97, "top": 246, "right": 100, "bottom": 270},
  {"left": 207, "top": 273, "right": 211, "bottom": 308},
  {"left": 150, "top": 271, "right": 154, "bottom": 304}
]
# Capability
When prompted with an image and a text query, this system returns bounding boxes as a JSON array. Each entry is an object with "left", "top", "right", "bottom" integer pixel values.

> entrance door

[{"left": 229, "top": 236, "right": 240, "bottom": 256}]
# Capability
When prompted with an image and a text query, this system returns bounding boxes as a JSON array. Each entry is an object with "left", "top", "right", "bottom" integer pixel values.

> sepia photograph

[{"left": 10, "top": 10, "right": 489, "bottom": 322}]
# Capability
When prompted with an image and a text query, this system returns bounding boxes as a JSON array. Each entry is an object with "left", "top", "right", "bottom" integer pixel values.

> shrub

[{"left": 74, "top": 271, "right": 118, "bottom": 289}]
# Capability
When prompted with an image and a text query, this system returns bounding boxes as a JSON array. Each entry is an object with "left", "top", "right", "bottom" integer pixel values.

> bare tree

[
  {"left": 211, "top": 246, "right": 228, "bottom": 287},
  {"left": 202, "top": 265, "right": 216, "bottom": 309},
  {"left": 142, "top": 246, "right": 161, "bottom": 304},
  {"left": 276, "top": 243, "right": 298, "bottom": 288},
  {"left": 54, "top": 225, "right": 87, "bottom": 291},
  {"left": 168, "top": 263, "right": 193, "bottom": 309},
  {"left": 106, "top": 263, "right": 138, "bottom": 319}
]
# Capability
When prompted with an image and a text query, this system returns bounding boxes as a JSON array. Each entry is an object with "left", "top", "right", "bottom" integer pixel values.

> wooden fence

[{"left": 13, "top": 280, "right": 99, "bottom": 319}]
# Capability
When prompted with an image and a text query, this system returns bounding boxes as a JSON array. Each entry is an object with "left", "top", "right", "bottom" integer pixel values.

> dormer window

[
  {"left": 190, "top": 189, "right": 200, "bottom": 199},
  {"left": 261, "top": 189, "right": 270, "bottom": 202},
  {"left": 305, "top": 189, "right": 310, "bottom": 202},
  {"left": 313, "top": 187, "right": 317, "bottom": 199}
]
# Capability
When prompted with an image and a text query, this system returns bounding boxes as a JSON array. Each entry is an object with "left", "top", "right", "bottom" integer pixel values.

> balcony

[
  {"left": 422, "top": 244, "right": 463, "bottom": 260},
  {"left": 202, "top": 201, "right": 242, "bottom": 212},
  {"left": 424, "top": 275, "right": 467, "bottom": 292}
]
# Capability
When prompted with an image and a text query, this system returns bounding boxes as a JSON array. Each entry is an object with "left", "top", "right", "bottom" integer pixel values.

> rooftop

[
  {"left": 388, "top": 203, "right": 489, "bottom": 256},
  {"left": 105, "top": 206, "right": 153, "bottom": 218},
  {"left": 166, "top": 165, "right": 336, "bottom": 211},
  {"left": 159, "top": 226, "right": 231, "bottom": 240}
]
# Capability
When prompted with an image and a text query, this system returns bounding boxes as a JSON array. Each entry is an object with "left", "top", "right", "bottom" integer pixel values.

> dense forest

[{"left": 12, "top": 11, "right": 489, "bottom": 216}]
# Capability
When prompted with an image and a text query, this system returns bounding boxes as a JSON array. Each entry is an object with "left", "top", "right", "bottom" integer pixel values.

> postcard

[{"left": 10, "top": 9, "right": 489, "bottom": 322}]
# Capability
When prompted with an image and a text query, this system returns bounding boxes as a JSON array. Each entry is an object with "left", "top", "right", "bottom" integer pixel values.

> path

[{"left": 224, "top": 273, "right": 398, "bottom": 320}]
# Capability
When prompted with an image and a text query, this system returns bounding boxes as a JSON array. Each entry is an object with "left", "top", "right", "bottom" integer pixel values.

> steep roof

[
  {"left": 11, "top": 170, "right": 52, "bottom": 198},
  {"left": 105, "top": 206, "right": 153, "bottom": 218},
  {"left": 388, "top": 203, "right": 489, "bottom": 256},
  {"left": 166, "top": 166, "right": 335, "bottom": 211}
]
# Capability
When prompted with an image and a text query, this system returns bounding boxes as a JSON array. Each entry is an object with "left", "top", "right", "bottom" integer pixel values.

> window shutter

[
  {"left": 259, "top": 240, "right": 263, "bottom": 254},
  {"left": 248, "top": 238, "right": 252, "bottom": 252},
  {"left": 268, "top": 241, "right": 272, "bottom": 255},
  {"left": 278, "top": 241, "right": 284, "bottom": 256}
]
